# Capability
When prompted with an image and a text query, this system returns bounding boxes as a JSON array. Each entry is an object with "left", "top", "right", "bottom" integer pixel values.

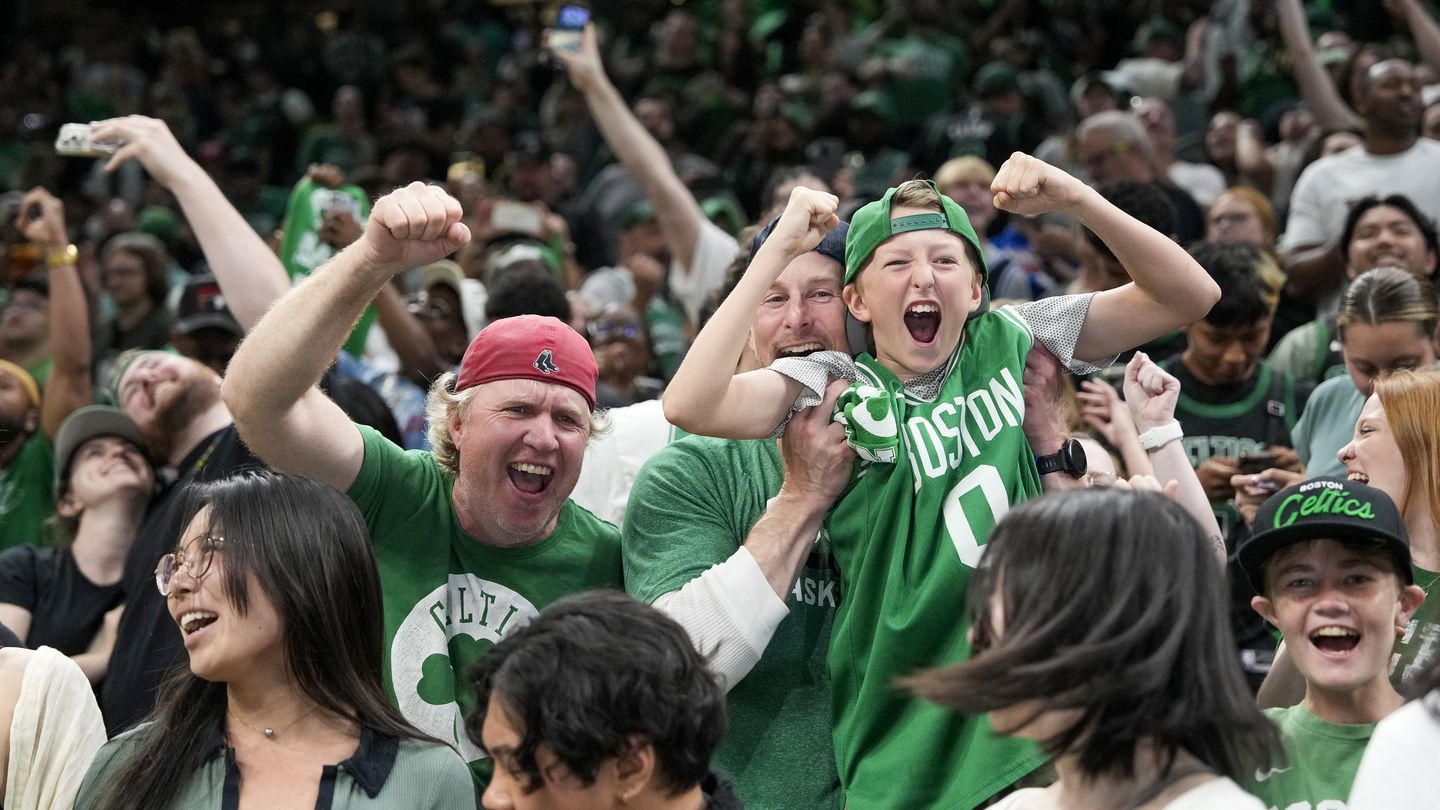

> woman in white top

[{"left": 904, "top": 489, "right": 1281, "bottom": 809}]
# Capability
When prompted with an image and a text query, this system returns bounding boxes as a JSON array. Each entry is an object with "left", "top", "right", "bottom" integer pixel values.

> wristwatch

[{"left": 1035, "top": 438, "right": 1087, "bottom": 478}]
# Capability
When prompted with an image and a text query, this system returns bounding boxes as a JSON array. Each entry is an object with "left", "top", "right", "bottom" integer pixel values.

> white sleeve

[
  {"left": 668, "top": 220, "right": 740, "bottom": 326},
  {"left": 1011, "top": 294, "right": 1116, "bottom": 374},
  {"left": 652, "top": 546, "right": 790, "bottom": 692},
  {"left": 1348, "top": 699, "right": 1440, "bottom": 810},
  {"left": 1278, "top": 162, "right": 1328, "bottom": 252}
]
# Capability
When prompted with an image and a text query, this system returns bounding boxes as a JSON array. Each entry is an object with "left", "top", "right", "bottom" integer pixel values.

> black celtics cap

[{"left": 1239, "top": 476, "right": 1412, "bottom": 592}]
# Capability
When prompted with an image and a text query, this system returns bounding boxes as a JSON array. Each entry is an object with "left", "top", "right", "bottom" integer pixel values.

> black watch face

[{"left": 1063, "top": 438, "right": 1088, "bottom": 477}]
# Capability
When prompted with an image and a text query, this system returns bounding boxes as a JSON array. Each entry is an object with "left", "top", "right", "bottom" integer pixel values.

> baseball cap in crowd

[
  {"left": 421, "top": 259, "right": 486, "bottom": 338},
  {"left": 844, "top": 181, "right": 988, "bottom": 286},
  {"left": 973, "top": 62, "right": 1020, "bottom": 99},
  {"left": 53, "top": 405, "right": 144, "bottom": 495},
  {"left": 0, "top": 360, "right": 40, "bottom": 409},
  {"left": 454, "top": 315, "right": 598, "bottom": 410},
  {"left": 173, "top": 275, "right": 241, "bottom": 337},
  {"left": 620, "top": 199, "right": 657, "bottom": 232},
  {"left": 1238, "top": 476, "right": 1412, "bottom": 593},
  {"left": 749, "top": 216, "right": 848, "bottom": 266}
]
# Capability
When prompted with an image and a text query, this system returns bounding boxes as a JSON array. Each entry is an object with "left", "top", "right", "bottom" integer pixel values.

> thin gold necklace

[{"left": 227, "top": 705, "right": 320, "bottom": 740}]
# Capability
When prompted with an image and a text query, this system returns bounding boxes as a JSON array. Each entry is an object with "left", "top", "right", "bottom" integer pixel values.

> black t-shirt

[
  {"left": 100, "top": 426, "right": 262, "bottom": 734},
  {"left": 0, "top": 546, "right": 124, "bottom": 655}
]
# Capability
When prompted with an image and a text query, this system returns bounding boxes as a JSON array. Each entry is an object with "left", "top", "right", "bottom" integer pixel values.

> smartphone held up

[
  {"left": 549, "top": 5, "right": 590, "bottom": 53},
  {"left": 54, "top": 123, "right": 118, "bottom": 158}
]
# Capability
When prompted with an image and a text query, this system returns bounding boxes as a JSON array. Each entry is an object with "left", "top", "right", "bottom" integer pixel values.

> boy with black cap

[{"left": 1239, "top": 476, "right": 1426, "bottom": 808}]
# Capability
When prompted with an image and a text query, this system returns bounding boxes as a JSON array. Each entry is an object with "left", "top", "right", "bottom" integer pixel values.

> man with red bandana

[{"left": 223, "top": 182, "right": 621, "bottom": 786}]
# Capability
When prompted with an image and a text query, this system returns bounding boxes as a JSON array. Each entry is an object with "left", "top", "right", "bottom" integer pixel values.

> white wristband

[{"left": 1138, "top": 420, "right": 1184, "bottom": 451}]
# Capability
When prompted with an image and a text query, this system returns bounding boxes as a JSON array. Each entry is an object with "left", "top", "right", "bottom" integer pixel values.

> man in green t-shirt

[
  {"left": 224, "top": 183, "right": 623, "bottom": 783},
  {"left": 1238, "top": 477, "right": 1426, "bottom": 808},
  {"left": 0, "top": 360, "right": 51, "bottom": 546},
  {"left": 624, "top": 217, "right": 852, "bottom": 810}
]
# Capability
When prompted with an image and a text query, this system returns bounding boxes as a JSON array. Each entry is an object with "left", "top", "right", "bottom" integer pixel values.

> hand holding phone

[
  {"left": 54, "top": 123, "right": 118, "bottom": 158},
  {"left": 1237, "top": 451, "right": 1279, "bottom": 476},
  {"left": 549, "top": 5, "right": 590, "bottom": 53}
]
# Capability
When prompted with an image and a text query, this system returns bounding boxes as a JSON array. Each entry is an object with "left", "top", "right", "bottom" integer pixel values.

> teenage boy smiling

[{"left": 1238, "top": 477, "right": 1425, "bottom": 809}]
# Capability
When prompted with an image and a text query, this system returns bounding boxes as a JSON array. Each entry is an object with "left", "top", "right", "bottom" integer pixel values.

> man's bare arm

[
  {"left": 555, "top": 25, "right": 703, "bottom": 271},
  {"left": 222, "top": 184, "right": 470, "bottom": 489},
  {"left": 18, "top": 189, "right": 90, "bottom": 439},
  {"left": 91, "top": 117, "right": 291, "bottom": 331}
]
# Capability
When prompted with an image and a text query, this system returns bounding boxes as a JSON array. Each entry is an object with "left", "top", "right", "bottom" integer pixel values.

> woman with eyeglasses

[
  {"left": 587, "top": 304, "right": 664, "bottom": 407},
  {"left": 75, "top": 470, "right": 477, "bottom": 810},
  {"left": 904, "top": 489, "right": 1281, "bottom": 809}
]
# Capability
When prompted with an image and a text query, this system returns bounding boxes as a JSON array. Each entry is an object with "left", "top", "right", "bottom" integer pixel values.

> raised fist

[
  {"left": 362, "top": 182, "right": 471, "bottom": 271},
  {"left": 991, "top": 152, "right": 1089, "bottom": 217}
]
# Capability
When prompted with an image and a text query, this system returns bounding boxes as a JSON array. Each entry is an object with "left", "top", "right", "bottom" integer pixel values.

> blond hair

[
  {"left": 1374, "top": 368, "right": 1440, "bottom": 531},
  {"left": 933, "top": 156, "right": 997, "bottom": 189},
  {"left": 424, "top": 372, "right": 610, "bottom": 476}
]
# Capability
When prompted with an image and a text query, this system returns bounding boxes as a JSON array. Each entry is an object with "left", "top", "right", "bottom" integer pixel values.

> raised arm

[
  {"left": 554, "top": 25, "right": 705, "bottom": 274},
  {"left": 1388, "top": 0, "right": 1440, "bottom": 75},
  {"left": 1123, "top": 352, "right": 1226, "bottom": 566},
  {"left": 221, "top": 184, "right": 469, "bottom": 488},
  {"left": 661, "top": 188, "right": 835, "bottom": 439},
  {"left": 18, "top": 189, "right": 90, "bottom": 439},
  {"left": 90, "top": 116, "right": 291, "bottom": 331},
  {"left": 991, "top": 153, "right": 1221, "bottom": 360},
  {"left": 1275, "top": 0, "right": 1364, "bottom": 131}
]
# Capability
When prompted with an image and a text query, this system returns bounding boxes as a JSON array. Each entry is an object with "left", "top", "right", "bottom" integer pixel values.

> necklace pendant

[{"left": 263, "top": 727, "right": 275, "bottom": 738}]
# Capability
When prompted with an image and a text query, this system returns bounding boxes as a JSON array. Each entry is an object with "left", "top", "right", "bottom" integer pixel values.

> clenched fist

[
  {"left": 362, "top": 182, "right": 471, "bottom": 271},
  {"left": 991, "top": 152, "right": 1090, "bottom": 217}
]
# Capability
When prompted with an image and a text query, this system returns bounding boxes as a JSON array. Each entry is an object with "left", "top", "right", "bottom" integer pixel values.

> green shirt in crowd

[
  {"left": 1244, "top": 704, "right": 1373, "bottom": 810},
  {"left": 346, "top": 425, "right": 624, "bottom": 785},
  {"left": 75, "top": 723, "right": 478, "bottom": 809},
  {"left": 0, "top": 433, "right": 54, "bottom": 549},
  {"left": 623, "top": 435, "right": 843, "bottom": 810},
  {"left": 278, "top": 177, "right": 376, "bottom": 358}
]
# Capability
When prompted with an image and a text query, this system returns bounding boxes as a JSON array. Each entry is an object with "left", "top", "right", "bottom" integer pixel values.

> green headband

[{"left": 843, "top": 181, "right": 989, "bottom": 287}]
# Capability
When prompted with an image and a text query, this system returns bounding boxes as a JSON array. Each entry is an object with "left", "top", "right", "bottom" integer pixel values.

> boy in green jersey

[
  {"left": 665, "top": 153, "right": 1222, "bottom": 808},
  {"left": 1238, "top": 477, "right": 1426, "bottom": 809}
]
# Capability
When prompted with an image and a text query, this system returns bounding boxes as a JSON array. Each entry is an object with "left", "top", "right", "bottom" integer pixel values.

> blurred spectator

[
  {"left": 92, "top": 233, "right": 173, "bottom": 373},
  {"left": 1075, "top": 111, "right": 1205, "bottom": 243},
  {"left": 1135, "top": 96, "right": 1226, "bottom": 207},
  {"left": 1282, "top": 59, "right": 1440, "bottom": 315},
  {"left": 0, "top": 407, "right": 148, "bottom": 682},
  {"left": 167, "top": 274, "right": 243, "bottom": 377}
]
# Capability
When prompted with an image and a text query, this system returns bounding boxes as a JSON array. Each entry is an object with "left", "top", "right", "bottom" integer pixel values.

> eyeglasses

[
  {"left": 587, "top": 321, "right": 641, "bottom": 342},
  {"left": 155, "top": 535, "right": 225, "bottom": 595}
]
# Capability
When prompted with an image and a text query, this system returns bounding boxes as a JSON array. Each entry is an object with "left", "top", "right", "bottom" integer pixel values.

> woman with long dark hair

[
  {"left": 904, "top": 489, "right": 1281, "bottom": 809},
  {"left": 75, "top": 470, "right": 476, "bottom": 810}
]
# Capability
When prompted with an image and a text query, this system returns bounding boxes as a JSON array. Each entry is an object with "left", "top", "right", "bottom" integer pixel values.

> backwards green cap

[{"left": 843, "top": 180, "right": 989, "bottom": 287}]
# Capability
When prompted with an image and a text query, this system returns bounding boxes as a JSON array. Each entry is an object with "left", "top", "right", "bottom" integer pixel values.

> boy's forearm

[{"left": 664, "top": 240, "right": 798, "bottom": 431}]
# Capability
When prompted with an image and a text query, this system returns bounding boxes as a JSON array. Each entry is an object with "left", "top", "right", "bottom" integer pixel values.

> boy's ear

[
  {"left": 843, "top": 282, "right": 871, "bottom": 324},
  {"left": 1398, "top": 582, "right": 1427, "bottom": 629},
  {"left": 1251, "top": 594, "right": 1278, "bottom": 626}
]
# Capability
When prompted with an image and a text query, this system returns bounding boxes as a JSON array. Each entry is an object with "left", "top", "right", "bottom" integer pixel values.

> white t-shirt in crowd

[
  {"left": 1168, "top": 161, "right": 1227, "bottom": 208},
  {"left": 669, "top": 220, "right": 740, "bottom": 327},
  {"left": 1347, "top": 694, "right": 1440, "bottom": 810},
  {"left": 570, "top": 399, "right": 679, "bottom": 527},
  {"left": 1281, "top": 139, "right": 1440, "bottom": 254}
]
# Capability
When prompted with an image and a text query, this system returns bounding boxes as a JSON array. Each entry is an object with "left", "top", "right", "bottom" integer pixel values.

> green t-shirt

[
  {"left": 622, "top": 436, "right": 842, "bottom": 810},
  {"left": 1291, "top": 374, "right": 1363, "bottom": 480},
  {"left": 279, "top": 177, "right": 376, "bottom": 358},
  {"left": 0, "top": 433, "right": 54, "bottom": 549},
  {"left": 1393, "top": 565, "right": 1440, "bottom": 688},
  {"left": 1245, "top": 704, "right": 1372, "bottom": 809},
  {"left": 346, "top": 425, "right": 623, "bottom": 784},
  {"left": 826, "top": 308, "right": 1046, "bottom": 809}
]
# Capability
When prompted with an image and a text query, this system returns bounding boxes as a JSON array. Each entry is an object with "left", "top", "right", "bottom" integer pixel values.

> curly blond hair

[{"left": 425, "top": 372, "right": 611, "bottom": 476}]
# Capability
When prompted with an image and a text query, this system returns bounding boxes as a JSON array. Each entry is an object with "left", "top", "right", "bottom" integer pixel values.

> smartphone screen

[{"left": 550, "top": 5, "right": 589, "bottom": 52}]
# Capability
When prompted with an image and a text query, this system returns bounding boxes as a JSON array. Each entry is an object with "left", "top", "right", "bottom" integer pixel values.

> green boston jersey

[
  {"left": 1393, "top": 565, "right": 1440, "bottom": 688},
  {"left": 346, "top": 425, "right": 623, "bottom": 784},
  {"left": 623, "top": 436, "right": 842, "bottom": 810},
  {"left": 1244, "top": 704, "right": 1372, "bottom": 810},
  {"left": 0, "top": 433, "right": 54, "bottom": 549},
  {"left": 279, "top": 177, "right": 376, "bottom": 358},
  {"left": 825, "top": 307, "right": 1046, "bottom": 810}
]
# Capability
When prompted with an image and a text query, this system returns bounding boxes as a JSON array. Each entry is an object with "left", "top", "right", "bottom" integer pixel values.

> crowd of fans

[{"left": 3, "top": 0, "right": 1440, "bottom": 807}]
